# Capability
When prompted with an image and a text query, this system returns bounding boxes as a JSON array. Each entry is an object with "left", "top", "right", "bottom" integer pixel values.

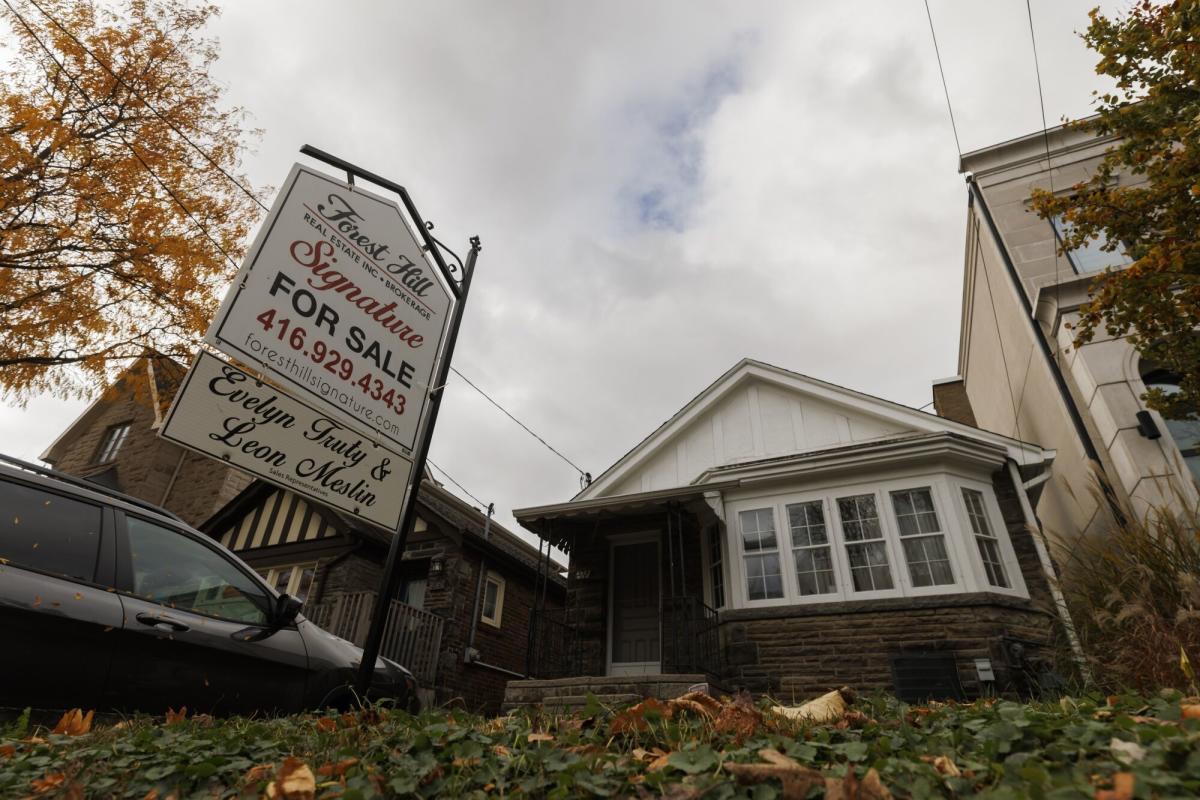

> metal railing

[
  {"left": 526, "top": 607, "right": 582, "bottom": 679},
  {"left": 663, "top": 595, "right": 721, "bottom": 676},
  {"left": 307, "top": 590, "right": 444, "bottom": 685}
]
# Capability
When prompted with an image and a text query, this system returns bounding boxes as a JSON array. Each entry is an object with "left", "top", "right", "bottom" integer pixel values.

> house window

[
  {"left": 262, "top": 562, "right": 318, "bottom": 602},
  {"left": 738, "top": 508, "right": 784, "bottom": 600},
  {"left": 1050, "top": 214, "right": 1131, "bottom": 274},
  {"left": 707, "top": 526, "right": 725, "bottom": 609},
  {"left": 481, "top": 571, "right": 505, "bottom": 627},
  {"left": 1141, "top": 367, "right": 1200, "bottom": 484},
  {"left": 890, "top": 488, "right": 954, "bottom": 588},
  {"left": 94, "top": 423, "right": 132, "bottom": 463},
  {"left": 787, "top": 500, "right": 836, "bottom": 595},
  {"left": 836, "top": 494, "right": 894, "bottom": 592},
  {"left": 962, "top": 488, "right": 1009, "bottom": 588}
]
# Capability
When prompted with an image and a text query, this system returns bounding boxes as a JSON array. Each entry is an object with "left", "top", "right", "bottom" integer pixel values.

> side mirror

[{"left": 273, "top": 593, "right": 303, "bottom": 628}]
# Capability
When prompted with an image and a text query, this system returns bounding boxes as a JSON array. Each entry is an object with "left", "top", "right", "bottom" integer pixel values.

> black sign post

[{"left": 293, "top": 145, "right": 479, "bottom": 698}]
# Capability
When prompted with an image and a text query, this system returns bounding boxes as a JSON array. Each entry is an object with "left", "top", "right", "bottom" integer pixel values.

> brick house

[
  {"left": 39, "top": 355, "right": 563, "bottom": 713},
  {"left": 200, "top": 477, "right": 564, "bottom": 713},
  {"left": 506, "top": 359, "right": 1074, "bottom": 708},
  {"left": 39, "top": 356, "right": 252, "bottom": 527}
]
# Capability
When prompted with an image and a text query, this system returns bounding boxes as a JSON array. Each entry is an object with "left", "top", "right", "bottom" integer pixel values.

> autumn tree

[
  {"left": 0, "top": 0, "right": 264, "bottom": 399},
  {"left": 1031, "top": 0, "right": 1200, "bottom": 418}
]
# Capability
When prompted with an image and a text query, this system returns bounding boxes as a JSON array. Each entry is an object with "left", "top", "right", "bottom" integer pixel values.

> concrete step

[{"left": 503, "top": 693, "right": 642, "bottom": 712}]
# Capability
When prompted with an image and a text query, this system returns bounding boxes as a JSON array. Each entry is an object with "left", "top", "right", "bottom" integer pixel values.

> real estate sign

[
  {"left": 160, "top": 351, "right": 413, "bottom": 531},
  {"left": 205, "top": 164, "right": 452, "bottom": 453}
]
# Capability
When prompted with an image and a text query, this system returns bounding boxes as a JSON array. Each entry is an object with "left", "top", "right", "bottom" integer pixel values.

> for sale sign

[
  {"left": 205, "top": 164, "right": 452, "bottom": 452},
  {"left": 161, "top": 351, "right": 413, "bottom": 531}
]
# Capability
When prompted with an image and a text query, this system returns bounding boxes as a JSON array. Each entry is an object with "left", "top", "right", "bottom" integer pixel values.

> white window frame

[
  {"left": 724, "top": 472, "right": 1024, "bottom": 608},
  {"left": 700, "top": 524, "right": 727, "bottom": 610},
  {"left": 261, "top": 562, "right": 318, "bottom": 600},
  {"left": 785, "top": 498, "right": 839, "bottom": 598},
  {"left": 94, "top": 422, "right": 132, "bottom": 463},
  {"left": 888, "top": 486, "right": 958, "bottom": 591},
  {"left": 480, "top": 571, "right": 505, "bottom": 628}
]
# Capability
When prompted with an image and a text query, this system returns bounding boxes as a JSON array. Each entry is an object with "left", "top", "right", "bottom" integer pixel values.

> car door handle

[{"left": 135, "top": 612, "right": 190, "bottom": 633}]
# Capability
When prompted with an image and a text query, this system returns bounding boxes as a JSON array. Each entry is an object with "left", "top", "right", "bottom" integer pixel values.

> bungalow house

[{"left": 507, "top": 359, "right": 1073, "bottom": 708}]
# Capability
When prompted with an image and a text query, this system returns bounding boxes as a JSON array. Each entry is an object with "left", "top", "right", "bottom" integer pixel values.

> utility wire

[
  {"left": 427, "top": 459, "right": 486, "bottom": 508},
  {"left": 923, "top": 0, "right": 963, "bottom": 159},
  {"left": 25, "top": 0, "right": 270, "bottom": 214},
  {"left": 1, "top": 0, "right": 242, "bottom": 271},
  {"left": 450, "top": 366, "right": 588, "bottom": 478}
]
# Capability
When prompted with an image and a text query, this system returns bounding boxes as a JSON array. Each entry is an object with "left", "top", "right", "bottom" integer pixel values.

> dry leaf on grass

[
  {"left": 669, "top": 691, "right": 723, "bottom": 720},
  {"left": 771, "top": 686, "right": 856, "bottom": 724},
  {"left": 1181, "top": 704, "right": 1200, "bottom": 720},
  {"left": 243, "top": 764, "right": 274, "bottom": 785},
  {"left": 316, "top": 758, "right": 358, "bottom": 777},
  {"left": 164, "top": 707, "right": 187, "bottom": 725},
  {"left": 51, "top": 709, "right": 94, "bottom": 736},
  {"left": 527, "top": 732, "right": 554, "bottom": 743},
  {"left": 30, "top": 773, "right": 66, "bottom": 794},
  {"left": 492, "top": 744, "right": 511, "bottom": 757},
  {"left": 714, "top": 692, "right": 763, "bottom": 743},
  {"left": 314, "top": 717, "right": 338, "bottom": 733},
  {"left": 265, "top": 758, "right": 316, "bottom": 800},
  {"left": 919, "top": 754, "right": 961, "bottom": 777},
  {"left": 723, "top": 748, "right": 824, "bottom": 800},
  {"left": 0, "top": 743, "right": 15, "bottom": 758},
  {"left": 609, "top": 697, "right": 671, "bottom": 735},
  {"left": 1095, "top": 772, "right": 1135, "bottom": 800},
  {"left": 825, "top": 768, "right": 893, "bottom": 800}
]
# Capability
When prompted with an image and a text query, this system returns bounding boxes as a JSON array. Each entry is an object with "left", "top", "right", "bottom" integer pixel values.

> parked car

[{"left": 0, "top": 456, "right": 418, "bottom": 716}]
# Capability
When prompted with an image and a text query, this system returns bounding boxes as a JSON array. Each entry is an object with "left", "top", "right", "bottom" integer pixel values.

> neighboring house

[
  {"left": 39, "top": 356, "right": 252, "bottom": 527},
  {"left": 201, "top": 477, "right": 564, "bottom": 713},
  {"left": 939, "top": 122, "right": 1199, "bottom": 544},
  {"left": 507, "top": 359, "right": 1069, "bottom": 709}
]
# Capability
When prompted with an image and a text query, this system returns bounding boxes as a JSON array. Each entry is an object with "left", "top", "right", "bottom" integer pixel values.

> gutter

[
  {"left": 1006, "top": 460, "right": 1091, "bottom": 682},
  {"left": 966, "top": 176, "right": 1126, "bottom": 523}
]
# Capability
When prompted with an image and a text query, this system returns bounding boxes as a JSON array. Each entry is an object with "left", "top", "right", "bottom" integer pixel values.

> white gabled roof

[{"left": 575, "top": 358, "right": 1051, "bottom": 501}]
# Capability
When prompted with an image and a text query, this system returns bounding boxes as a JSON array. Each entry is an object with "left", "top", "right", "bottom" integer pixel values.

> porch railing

[
  {"left": 526, "top": 607, "right": 582, "bottom": 679},
  {"left": 306, "top": 590, "right": 444, "bottom": 686},
  {"left": 663, "top": 595, "right": 721, "bottom": 676}
]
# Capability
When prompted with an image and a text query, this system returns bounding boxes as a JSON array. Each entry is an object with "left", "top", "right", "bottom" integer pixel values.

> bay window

[
  {"left": 836, "top": 494, "right": 894, "bottom": 592},
  {"left": 890, "top": 488, "right": 954, "bottom": 587},
  {"left": 738, "top": 508, "right": 783, "bottom": 600}
]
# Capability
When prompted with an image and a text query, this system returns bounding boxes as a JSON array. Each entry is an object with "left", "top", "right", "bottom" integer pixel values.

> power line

[
  {"left": 923, "top": 0, "right": 963, "bottom": 159},
  {"left": 1, "top": 0, "right": 242, "bottom": 272},
  {"left": 25, "top": 0, "right": 270, "bottom": 214},
  {"left": 450, "top": 366, "right": 588, "bottom": 478},
  {"left": 427, "top": 459, "right": 486, "bottom": 508}
]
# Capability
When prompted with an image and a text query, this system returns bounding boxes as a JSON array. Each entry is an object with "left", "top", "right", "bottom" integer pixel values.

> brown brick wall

[
  {"left": 49, "top": 373, "right": 251, "bottom": 527},
  {"left": 932, "top": 380, "right": 978, "bottom": 427}
]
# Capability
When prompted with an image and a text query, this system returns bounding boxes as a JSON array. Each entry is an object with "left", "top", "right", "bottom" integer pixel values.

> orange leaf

[
  {"left": 266, "top": 758, "right": 316, "bottom": 800},
  {"left": 164, "top": 707, "right": 187, "bottom": 725},
  {"left": 0, "top": 743, "right": 15, "bottom": 758},
  {"left": 31, "top": 773, "right": 66, "bottom": 794},
  {"left": 527, "top": 732, "right": 554, "bottom": 743},
  {"left": 314, "top": 717, "right": 337, "bottom": 733},
  {"left": 316, "top": 758, "right": 358, "bottom": 777},
  {"left": 51, "top": 709, "right": 93, "bottom": 736},
  {"left": 243, "top": 764, "right": 274, "bottom": 785},
  {"left": 1181, "top": 704, "right": 1200, "bottom": 720},
  {"left": 1095, "top": 772, "right": 1135, "bottom": 800}
]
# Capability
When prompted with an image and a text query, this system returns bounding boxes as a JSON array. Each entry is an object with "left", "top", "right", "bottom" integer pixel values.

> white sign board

[
  {"left": 206, "top": 163, "right": 452, "bottom": 452},
  {"left": 160, "top": 351, "right": 413, "bottom": 531}
]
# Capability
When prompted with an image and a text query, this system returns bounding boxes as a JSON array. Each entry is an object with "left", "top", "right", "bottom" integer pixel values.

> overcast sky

[{"left": 1, "top": 0, "right": 1125, "bottom": 544}]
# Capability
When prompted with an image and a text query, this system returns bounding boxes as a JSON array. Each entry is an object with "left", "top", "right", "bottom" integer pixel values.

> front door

[{"left": 609, "top": 539, "right": 660, "bottom": 675}]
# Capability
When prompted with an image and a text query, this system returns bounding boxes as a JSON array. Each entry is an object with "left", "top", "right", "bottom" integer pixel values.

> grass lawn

[{"left": 2, "top": 690, "right": 1199, "bottom": 798}]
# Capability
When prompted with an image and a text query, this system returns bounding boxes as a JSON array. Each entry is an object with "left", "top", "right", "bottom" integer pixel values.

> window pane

[
  {"left": 744, "top": 553, "right": 783, "bottom": 600},
  {"left": 793, "top": 545, "right": 836, "bottom": 596},
  {"left": 837, "top": 495, "right": 881, "bottom": 542},
  {"left": 1051, "top": 215, "right": 1130, "bottom": 273},
  {"left": 739, "top": 508, "right": 777, "bottom": 551},
  {"left": 891, "top": 489, "right": 941, "bottom": 536},
  {"left": 787, "top": 501, "right": 827, "bottom": 547},
  {"left": 847, "top": 541, "right": 893, "bottom": 591},
  {"left": 126, "top": 517, "right": 269, "bottom": 625},
  {"left": 273, "top": 568, "right": 292, "bottom": 595},
  {"left": 96, "top": 424, "right": 131, "bottom": 463},
  {"left": 962, "top": 489, "right": 991, "bottom": 537},
  {"left": 482, "top": 580, "right": 499, "bottom": 619},
  {"left": 294, "top": 566, "right": 316, "bottom": 602},
  {"left": 901, "top": 536, "right": 954, "bottom": 588},
  {"left": 977, "top": 537, "right": 1009, "bottom": 588},
  {"left": 0, "top": 481, "right": 102, "bottom": 581}
]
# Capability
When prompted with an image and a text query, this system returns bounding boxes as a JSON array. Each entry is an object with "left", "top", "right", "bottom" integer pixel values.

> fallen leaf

[
  {"left": 715, "top": 692, "right": 763, "bottom": 743},
  {"left": 30, "top": 773, "right": 66, "bottom": 794},
  {"left": 610, "top": 698, "right": 671, "bottom": 735},
  {"left": 1181, "top": 704, "right": 1200, "bottom": 720},
  {"left": 527, "top": 732, "right": 554, "bottom": 743},
  {"left": 142, "top": 789, "right": 159, "bottom": 800},
  {"left": 648, "top": 752, "right": 672, "bottom": 771},
  {"left": 164, "top": 707, "right": 187, "bottom": 725},
  {"left": 1109, "top": 738, "right": 1146, "bottom": 765},
  {"left": 317, "top": 758, "right": 358, "bottom": 777},
  {"left": 266, "top": 758, "right": 316, "bottom": 800},
  {"left": 52, "top": 709, "right": 94, "bottom": 736},
  {"left": 826, "top": 767, "right": 893, "bottom": 800},
  {"left": 1095, "top": 772, "right": 1135, "bottom": 800},
  {"left": 0, "top": 744, "right": 14, "bottom": 758},
  {"left": 724, "top": 748, "right": 824, "bottom": 799},
  {"left": 772, "top": 686, "right": 856, "bottom": 724},
  {"left": 919, "top": 754, "right": 961, "bottom": 777},
  {"left": 451, "top": 757, "right": 480, "bottom": 768},
  {"left": 243, "top": 764, "right": 274, "bottom": 785},
  {"left": 314, "top": 717, "right": 337, "bottom": 733},
  {"left": 492, "top": 744, "right": 511, "bottom": 757}
]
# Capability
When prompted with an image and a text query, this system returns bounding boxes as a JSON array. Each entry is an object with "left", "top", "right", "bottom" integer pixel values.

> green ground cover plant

[{"left": 3, "top": 690, "right": 1200, "bottom": 799}]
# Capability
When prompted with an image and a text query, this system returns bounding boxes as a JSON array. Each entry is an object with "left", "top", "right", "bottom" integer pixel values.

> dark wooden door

[{"left": 610, "top": 540, "right": 660, "bottom": 671}]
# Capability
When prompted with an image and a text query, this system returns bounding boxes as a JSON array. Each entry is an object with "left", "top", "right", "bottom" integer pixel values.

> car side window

[
  {"left": 0, "top": 478, "right": 102, "bottom": 581},
  {"left": 125, "top": 516, "right": 270, "bottom": 625}
]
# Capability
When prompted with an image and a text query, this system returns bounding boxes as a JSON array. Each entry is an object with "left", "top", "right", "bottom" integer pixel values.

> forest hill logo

[{"left": 316, "top": 192, "right": 436, "bottom": 299}]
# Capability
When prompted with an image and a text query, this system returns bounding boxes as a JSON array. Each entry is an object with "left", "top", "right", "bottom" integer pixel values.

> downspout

[
  {"left": 465, "top": 550, "right": 530, "bottom": 679},
  {"left": 967, "top": 176, "right": 1126, "bottom": 524},
  {"left": 1006, "top": 459, "right": 1091, "bottom": 683}
]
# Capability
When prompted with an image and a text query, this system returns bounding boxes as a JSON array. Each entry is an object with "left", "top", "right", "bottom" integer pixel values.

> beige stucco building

[{"left": 935, "top": 123, "right": 1199, "bottom": 548}]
